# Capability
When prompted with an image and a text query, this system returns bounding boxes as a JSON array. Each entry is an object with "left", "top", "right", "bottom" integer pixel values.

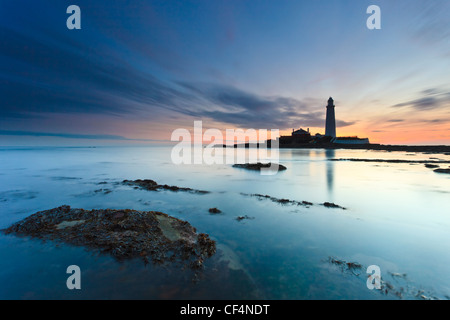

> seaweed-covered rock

[
  {"left": 241, "top": 193, "right": 346, "bottom": 210},
  {"left": 245, "top": 193, "right": 313, "bottom": 207},
  {"left": 2, "top": 205, "right": 216, "bottom": 269},
  {"left": 322, "top": 202, "right": 346, "bottom": 210},
  {"left": 123, "top": 179, "right": 209, "bottom": 194}
]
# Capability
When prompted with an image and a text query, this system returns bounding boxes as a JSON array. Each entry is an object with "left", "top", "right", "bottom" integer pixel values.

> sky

[{"left": 0, "top": 0, "right": 449, "bottom": 146}]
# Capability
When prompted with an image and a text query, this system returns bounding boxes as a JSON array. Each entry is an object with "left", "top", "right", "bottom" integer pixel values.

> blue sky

[{"left": 1, "top": 0, "right": 449, "bottom": 145}]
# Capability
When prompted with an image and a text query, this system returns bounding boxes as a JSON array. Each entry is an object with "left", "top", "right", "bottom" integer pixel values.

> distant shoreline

[{"left": 217, "top": 142, "right": 450, "bottom": 155}]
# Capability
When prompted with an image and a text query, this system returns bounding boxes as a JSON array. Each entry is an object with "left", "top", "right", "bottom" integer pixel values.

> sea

[{"left": 0, "top": 145, "right": 449, "bottom": 300}]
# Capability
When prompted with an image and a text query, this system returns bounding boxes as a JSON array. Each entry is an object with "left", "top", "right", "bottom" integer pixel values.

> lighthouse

[{"left": 325, "top": 97, "right": 336, "bottom": 138}]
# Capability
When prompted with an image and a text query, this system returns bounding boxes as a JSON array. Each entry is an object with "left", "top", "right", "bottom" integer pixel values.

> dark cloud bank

[{"left": 0, "top": 21, "right": 354, "bottom": 137}]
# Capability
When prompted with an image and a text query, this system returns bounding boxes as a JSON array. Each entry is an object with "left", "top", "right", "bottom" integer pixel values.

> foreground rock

[
  {"left": 2, "top": 205, "right": 216, "bottom": 269},
  {"left": 232, "top": 163, "right": 287, "bottom": 171},
  {"left": 123, "top": 179, "right": 209, "bottom": 194}
]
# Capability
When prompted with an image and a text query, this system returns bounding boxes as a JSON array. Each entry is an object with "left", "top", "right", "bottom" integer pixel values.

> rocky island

[{"left": 2, "top": 205, "right": 216, "bottom": 269}]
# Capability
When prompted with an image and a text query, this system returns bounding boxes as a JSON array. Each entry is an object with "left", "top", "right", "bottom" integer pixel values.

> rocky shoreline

[
  {"left": 330, "top": 158, "right": 450, "bottom": 174},
  {"left": 221, "top": 142, "right": 450, "bottom": 155},
  {"left": 330, "top": 158, "right": 450, "bottom": 164},
  {"left": 280, "top": 143, "right": 450, "bottom": 155}
]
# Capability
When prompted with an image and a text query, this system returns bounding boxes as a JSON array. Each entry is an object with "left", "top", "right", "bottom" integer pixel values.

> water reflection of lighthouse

[{"left": 325, "top": 149, "right": 335, "bottom": 193}]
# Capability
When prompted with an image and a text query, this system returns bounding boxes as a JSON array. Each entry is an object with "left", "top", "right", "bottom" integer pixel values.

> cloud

[
  {"left": 0, "top": 25, "right": 190, "bottom": 120},
  {"left": 392, "top": 88, "right": 450, "bottom": 111},
  {"left": 0, "top": 22, "right": 353, "bottom": 133},
  {"left": 387, "top": 119, "right": 404, "bottom": 122},
  {"left": 0, "top": 130, "right": 158, "bottom": 141},
  {"left": 421, "top": 119, "right": 450, "bottom": 123},
  {"left": 409, "top": 1, "right": 450, "bottom": 49},
  {"left": 176, "top": 82, "right": 355, "bottom": 129}
]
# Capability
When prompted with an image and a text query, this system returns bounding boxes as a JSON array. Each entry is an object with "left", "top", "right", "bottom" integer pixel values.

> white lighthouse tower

[{"left": 325, "top": 97, "right": 336, "bottom": 138}]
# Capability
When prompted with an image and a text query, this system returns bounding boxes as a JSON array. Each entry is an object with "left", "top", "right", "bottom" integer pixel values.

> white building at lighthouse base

[{"left": 332, "top": 137, "right": 370, "bottom": 144}]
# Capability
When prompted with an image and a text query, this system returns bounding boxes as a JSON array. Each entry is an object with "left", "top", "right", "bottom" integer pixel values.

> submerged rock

[
  {"left": 123, "top": 179, "right": 209, "bottom": 194},
  {"left": 232, "top": 163, "right": 287, "bottom": 171},
  {"left": 328, "top": 257, "right": 362, "bottom": 272},
  {"left": 2, "top": 205, "right": 216, "bottom": 269},
  {"left": 326, "top": 256, "right": 440, "bottom": 300},
  {"left": 208, "top": 208, "right": 222, "bottom": 214},
  {"left": 235, "top": 215, "right": 254, "bottom": 221}
]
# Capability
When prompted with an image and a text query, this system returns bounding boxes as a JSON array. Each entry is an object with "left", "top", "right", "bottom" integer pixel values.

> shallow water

[{"left": 0, "top": 146, "right": 449, "bottom": 299}]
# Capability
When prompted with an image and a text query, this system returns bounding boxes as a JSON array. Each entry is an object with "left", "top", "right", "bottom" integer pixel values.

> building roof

[{"left": 292, "top": 128, "right": 310, "bottom": 135}]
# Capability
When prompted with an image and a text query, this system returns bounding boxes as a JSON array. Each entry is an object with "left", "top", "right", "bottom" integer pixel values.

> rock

[
  {"left": 123, "top": 179, "right": 209, "bottom": 194},
  {"left": 2, "top": 205, "right": 216, "bottom": 269},
  {"left": 94, "top": 188, "right": 112, "bottom": 194},
  {"left": 241, "top": 193, "right": 347, "bottom": 210},
  {"left": 424, "top": 164, "right": 439, "bottom": 169},
  {"left": 243, "top": 193, "right": 314, "bottom": 207},
  {"left": 323, "top": 202, "right": 346, "bottom": 210},
  {"left": 235, "top": 215, "right": 254, "bottom": 221},
  {"left": 434, "top": 168, "right": 450, "bottom": 174},
  {"left": 232, "top": 163, "right": 287, "bottom": 171},
  {"left": 208, "top": 208, "right": 222, "bottom": 214},
  {"left": 327, "top": 257, "right": 362, "bottom": 274}
]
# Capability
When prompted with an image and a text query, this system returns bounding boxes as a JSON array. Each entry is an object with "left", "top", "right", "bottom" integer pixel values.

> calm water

[{"left": 0, "top": 146, "right": 449, "bottom": 300}]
